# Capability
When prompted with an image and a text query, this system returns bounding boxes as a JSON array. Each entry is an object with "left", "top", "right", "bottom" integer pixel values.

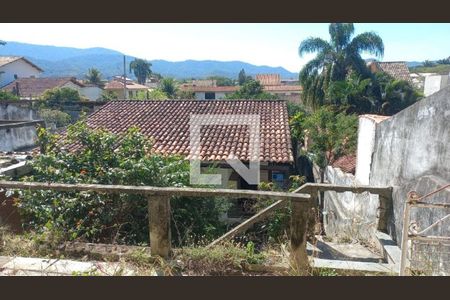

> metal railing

[{"left": 400, "top": 183, "right": 450, "bottom": 276}]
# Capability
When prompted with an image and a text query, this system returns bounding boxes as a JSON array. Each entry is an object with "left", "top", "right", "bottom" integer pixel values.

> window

[
  {"left": 271, "top": 171, "right": 285, "bottom": 186},
  {"left": 205, "top": 92, "right": 215, "bottom": 100}
]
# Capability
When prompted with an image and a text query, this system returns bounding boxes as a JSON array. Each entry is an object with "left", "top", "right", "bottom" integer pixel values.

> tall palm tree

[
  {"left": 85, "top": 68, "right": 102, "bottom": 86},
  {"left": 129, "top": 58, "right": 152, "bottom": 85},
  {"left": 299, "top": 23, "right": 384, "bottom": 110}
]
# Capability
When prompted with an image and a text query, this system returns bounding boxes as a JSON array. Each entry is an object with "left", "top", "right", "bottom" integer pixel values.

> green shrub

[
  {"left": 17, "top": 120, "right": 229, "bottom": 246},
  {"left": 0, "top": 90, "right": 19, "bottom": 101},
  {"left": 38, "top": 109, "right": 72, "bottom": 128}
]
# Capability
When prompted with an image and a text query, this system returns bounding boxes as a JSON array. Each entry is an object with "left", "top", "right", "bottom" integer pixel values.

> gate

[{"left": 400, "top": 183, "right": 450, "bottom": 275}]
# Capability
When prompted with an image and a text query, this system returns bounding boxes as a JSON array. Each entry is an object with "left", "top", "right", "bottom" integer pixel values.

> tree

[
  {"left": 226, "top": 79, "right": 277, "bottom": 100},
  {"left": 299, "top": 106, "right": 358, "bottom": 182},
  {"left": 159, "top": 78, "right": 178, "bottom": 98},
  {"left": 85, "top": 68, "right": 103, "bottom": 86},
  {"left": 176, "top": 90, "right": 195, "bottom": 99},
  {"left": 299, "top": 23, "right": 384, "bottom": 110},
  {"left": 40, "top": 87, "right": 84, "bottom": 109},
  {"left": 207, "top": 76, "right": 235, "bottom": 86},
  {"left": 129, "top": 58, "right": 152, "bottom": 85},
  {"left": 375, "top": 72, "right": 422, "bottom": 115},
  {"left": 422, "top": 60, "right": 436, "bottom": 67},
  {"left": 101, "top": 90, "right": 118, "bottom": 101},
  {"left": 38, "top": 108, "right": 71, "bottom": 128},
  {"left": 238, "top": 69, "right": 252, "bottom": 85},
  {"left": 132, "top": 89, "right": 168, "bottom": 100},
  {"left": 436, "top": 57, "right": 450, "bottom": 65}
]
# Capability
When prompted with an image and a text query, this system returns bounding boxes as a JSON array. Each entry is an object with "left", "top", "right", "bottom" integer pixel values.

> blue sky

[{"left": 0, "top": 23, "right": 449, "bottom": 72}]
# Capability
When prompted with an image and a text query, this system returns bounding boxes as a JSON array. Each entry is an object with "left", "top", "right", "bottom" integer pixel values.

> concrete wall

[
  {"left": 369, "top": 86, "right": 450, "bottom": 243},
  {"left": 0, "top": 123, "right": 38, "bottom": 151},
  {"left": 0, "top": 59, "right": 41, "bottom": 88},
  {"left": 0, "top": 103, "right": 38, "bottom": 121},
  {"left": 323, "top": 86, "right": 450, "bottom": 273},
  {"left": 323, "top": 166, "right": 378, "bottom": 244},
  {"left": 424, "top": 75, "right": 449, "bottom": 97}
]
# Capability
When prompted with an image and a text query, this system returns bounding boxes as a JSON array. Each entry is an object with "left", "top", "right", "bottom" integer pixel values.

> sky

[{"left": 1, "top": 23, "right": 449, "bottom": 73}]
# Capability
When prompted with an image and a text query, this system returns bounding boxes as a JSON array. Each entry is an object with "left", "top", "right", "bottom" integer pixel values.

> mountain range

[{"left": 0, "top": 41, "right": 299, "bottom": 80}]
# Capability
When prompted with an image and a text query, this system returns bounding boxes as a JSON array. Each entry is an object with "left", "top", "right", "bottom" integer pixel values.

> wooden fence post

[
  {"left": 148, "top": 195, "right": 171, "bottom": 259},
  {"left": 290, "top": 199, "right": 310, "bottom": 275}
]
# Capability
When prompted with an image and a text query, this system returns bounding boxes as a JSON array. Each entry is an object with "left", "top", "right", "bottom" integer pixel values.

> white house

[
  {"left": 0, "top": 56, "right": 43, "bottom": 88},
  {"left": 2, "top": 77, "right": 103, "bottom": 101}
]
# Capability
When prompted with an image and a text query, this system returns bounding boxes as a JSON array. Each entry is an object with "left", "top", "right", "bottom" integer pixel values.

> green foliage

[
  {"left": 101, "top": 90, "right": 118, "bottom": 101},
  {"left": 207, "top": 76, "right": 235, "bottom": 86},
  {"left": 40, "top": 87, "right": 84, "bottom": 109},
  {"left": 129, "top": 58, "right": 152, "bottom": 85},
  {"left": 132, "top": 89, "right": 169, "bottom": 100},
  {"left": 38, "top": 109, "right": 72, "bottom": 128},
  {"left": 85, "top": 68, "right": 102, "bottom": 86},
  {"left": 238, "top": 69, "right": 252, "bottom": 85},
  {"left": 299, "top": 23, "right": 384, "bottom": 110},
  {"left": 159, "top": 78, "right": 178, "bottom": 99},
  {"left": 422, "top": 60, "right": 436, "bottom": 67},
  {"left": 436, "top": 57, "right": 450, "bottom": 65},
  {"left": 410, "top": 64, "right": 450, "bottom": 75},
  {"left": 226, "top": 79, "right": 277, "bottom": 100},
  {"left": 0, "top": 90, "right": 19, "bottom": 101},
  {"left": 302, "top": 106, "right": 358, "bottom": 170},
  {"left": 175, "top": 90, "right": 195, "bottom": 99},
  {"left": 375, "top": 72, "right": 422, "bottom": 115},
  {"left": 17, "top": 121, "right": 229, "bottom": 246}
]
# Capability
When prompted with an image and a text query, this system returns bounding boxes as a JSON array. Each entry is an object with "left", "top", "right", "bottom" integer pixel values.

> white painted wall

[
  {"left": 0, "top": 59, "right": 41, "bottom": 88},
  {"left": 424, "top": 75, "right": 449, "bottom": 97},
  {"left": 355, "top": 116, "right": 378, "bottom": 185},
  {"left": 79, "top": 86, "right": 103, "bottom": 101}
]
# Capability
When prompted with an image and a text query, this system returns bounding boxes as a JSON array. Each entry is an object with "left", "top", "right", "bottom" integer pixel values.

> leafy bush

[
  {"left": 0, "top": 90, "right": 19, "bottom": 101},
  {"left": 38, "top": 108, "right": 71, "bottom": 128},
  {"left": 17, "top": 120, "right": 229, "bottom": 246},
  {"left": 40, "top": 87, "right": 85, "bottom": 108}
]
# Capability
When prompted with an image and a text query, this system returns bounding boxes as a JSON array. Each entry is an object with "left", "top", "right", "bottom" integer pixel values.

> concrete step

[
  {"left": 0, "top": 256, "right": 143, "bottom": 276},
  {"left": 375, "top": 231, "right": 402, "bottom": 265}
]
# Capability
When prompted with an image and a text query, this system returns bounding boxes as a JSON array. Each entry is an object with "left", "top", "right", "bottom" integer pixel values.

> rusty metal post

[
  {"left": 148, "top": 195, "right": 171, "bottom": 259},
  {"left": 400, "top": 192, "right": 415, "bottom": 276}
]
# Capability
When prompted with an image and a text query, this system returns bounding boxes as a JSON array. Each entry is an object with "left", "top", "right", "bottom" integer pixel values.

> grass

[{"left": 410, "top": 64, "right": 450, "bottom": 75}]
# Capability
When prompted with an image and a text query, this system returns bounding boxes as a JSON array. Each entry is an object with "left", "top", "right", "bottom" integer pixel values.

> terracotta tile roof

[
  {"left": 2, "top": 77, "right": 83, "bottom": 98},
  {"left": 179, "top": 85, "right": 302, "bottom": 93},
  {"left": 104, "top": 80, "right": 149, "bottom": 90},
  {"left": 332, "top": 154, "right": 356, "bottom": 174},
  {"left": 0, "top": 56, "right": 43, "bottom": 72},
  {"left": 370, "top": 61, "right": 412, "bottom": 83},
  {"left": 69, "top": 100, "right": 294, "bottom": 164},
  {"left": 263, "top": 85, "right": 302, "bottom": 92},
  {"left": 256, "top": 74, "right": 281, "bottom": 86}
]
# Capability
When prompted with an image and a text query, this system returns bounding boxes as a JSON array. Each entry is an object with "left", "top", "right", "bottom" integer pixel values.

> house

[
  {"left": 0, "top": 56, "right": 43, "bottom": 88},
  {"left": 255, "top": 74, "right": 302, "bottom": 103},
  {"left": 70, "top": 99, "right": 294, "bottom": 190},
  {"left": 179, "top": 85, "right": 239, "bottom": 100},
  {"left": 1, "top": 77, "right": 103, "bottom": 101},
  {"left": 367, "top": 61, "right": 412, "bottom": 83},
  {"left": 104, "top": 78, "right": 149, "bottom": 99}
]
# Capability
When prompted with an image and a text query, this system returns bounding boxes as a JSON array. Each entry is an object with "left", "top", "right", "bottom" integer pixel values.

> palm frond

[
  {"left": 349, "top": 32, "right": 384, "bottom": 58},
  {"left": 299, "top": 37, "right": 331, "bottom": 57},
  {"left": 329, "top": 23, "right": 355, "bottom": 50}
]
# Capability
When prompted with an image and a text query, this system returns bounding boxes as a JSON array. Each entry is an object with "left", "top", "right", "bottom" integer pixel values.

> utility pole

[{"left": 123, "top": 55, "right": 127, "bottom": 100}]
